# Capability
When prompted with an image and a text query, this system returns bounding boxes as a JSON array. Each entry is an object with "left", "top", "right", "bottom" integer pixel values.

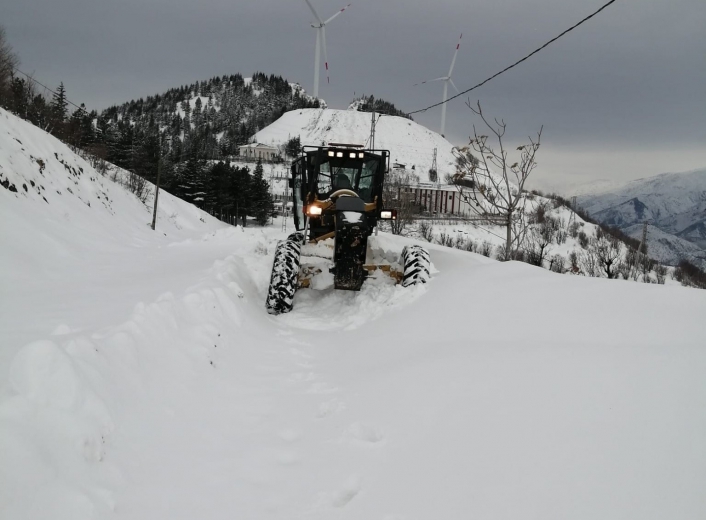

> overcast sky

[{"left": 3, "top": 0, "right": 705, "bottom": 192}]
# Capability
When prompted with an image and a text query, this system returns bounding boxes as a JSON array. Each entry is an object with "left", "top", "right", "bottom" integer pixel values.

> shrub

[
  {"left": 437, "top": 232, "right": 455, "bottom": 248},
  {"left": 479, "top": 240, "right": 492, "bottom": 257},
  {"left": 569, "top": 251, "right": 580, "bottom": 273},
  {"left": 419, "top": 221, "right": 434, "bottom": 242},
  {"left": 577, "top": 231, "right": 589, "bottom": 249},
  {"left": 654, "top": 264, "right": 667, "bottom": 284},
  {"left": 673, "top": 260, "right": 706, "bottom": 289}
]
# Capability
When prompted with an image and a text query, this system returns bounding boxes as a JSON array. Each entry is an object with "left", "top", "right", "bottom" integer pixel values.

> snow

[
  {"left": 2, "top": 108, "right": 706, "bottom": 519},
  {"left": 253, "top": 108, "right": 458, "bottom": 183}
]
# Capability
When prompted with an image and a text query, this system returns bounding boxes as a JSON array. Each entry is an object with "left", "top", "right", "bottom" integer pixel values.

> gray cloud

[{"left": 4, "top": 0, "right": 705, "bottom": 191}]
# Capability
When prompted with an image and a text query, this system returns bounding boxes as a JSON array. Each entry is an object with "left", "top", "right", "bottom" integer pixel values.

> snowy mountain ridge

[{"left": 576, "top": 168, "right": 706, "bottom": 266}]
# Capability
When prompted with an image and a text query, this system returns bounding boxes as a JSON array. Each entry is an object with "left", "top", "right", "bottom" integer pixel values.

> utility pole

[
  {"left": 638, "top": 221, "right": 648, "bottom": 255},
  {"left": 151, "top": 157, "right": 162, "bottom": 230},
  {"left": 629, "top": 220, "right": 649, "bottom": 278},
  {"left": 369, "top": 111, "right": 376, "bottom": 150}
]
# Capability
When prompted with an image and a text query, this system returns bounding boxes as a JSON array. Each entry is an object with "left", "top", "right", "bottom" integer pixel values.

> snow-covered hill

[
  {"left": 2, "top": 109, "right": 706, "bottom": 519},
  {"left": 0, "top": 107, "right": 227, "bottom": 368},
  {"left": 253, "top": 108, "right": 457, "bottom": 183},
  {"left": 576, "top": 168, "right": 706, "bottom": 266}
]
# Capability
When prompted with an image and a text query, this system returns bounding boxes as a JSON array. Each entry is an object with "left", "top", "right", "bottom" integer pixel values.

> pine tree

[
  {"left": 51, "top": 82, "right": 68, "bottom": 122},
  {"left": 81, "top": 108, "right": 97, "bottom": 145},
  {"left": 67, "top": 105, "right": 84, "bottom": 147},
  {"left": 230, "top": 165, "right": 252, "bottom": 227},
  {"left": 205, "top": 161, "right": 231, "bottom": 213},
  {"left": 285, "top": 135, "right": 302, "bottom": 158},
  {"left": 182, "top": 151, "right": 207, "bottom": 207},
  {"left": 251, "top": 158, "right": 273, "bottom": 226}
]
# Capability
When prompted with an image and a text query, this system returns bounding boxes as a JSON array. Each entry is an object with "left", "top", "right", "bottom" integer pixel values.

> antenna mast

[{"left": 430, "top": 147, "right": 438, "bottom": 184}]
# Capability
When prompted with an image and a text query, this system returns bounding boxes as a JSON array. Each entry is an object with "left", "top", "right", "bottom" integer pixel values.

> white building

[
  {"left": 239, "top": 143, "right": 279, "bottom": 161},
  {"left": 408, "top": 184, "right": 475, "bottom": 216}
]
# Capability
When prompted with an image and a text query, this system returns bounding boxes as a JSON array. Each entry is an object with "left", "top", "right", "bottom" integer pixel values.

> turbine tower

[
  {"left": 303, "top": 0, "right": 351, "bottom": 99},
  {"left": 414, "top": 33, "right": 463, "bottom": 137}
]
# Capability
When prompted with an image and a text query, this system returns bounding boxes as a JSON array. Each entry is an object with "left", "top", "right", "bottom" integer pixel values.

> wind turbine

[
  {"left": 303, "top": 0, "right": 351, "bottom": 99},
  {"left": 414, "top": 33, "right": 463, "bottom": 137}
]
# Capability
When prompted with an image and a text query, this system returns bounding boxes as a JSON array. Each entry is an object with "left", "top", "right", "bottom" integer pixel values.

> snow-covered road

[{"left": 4, "top": 221, "right": 706, "bottom": 519}]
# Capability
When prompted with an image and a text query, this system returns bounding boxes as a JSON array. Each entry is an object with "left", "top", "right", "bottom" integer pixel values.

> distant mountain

[
  {"left": 622, "top": 224, "right": 706, "bottom": 267},
  {"left": 576, "top": 168, "right": 706, "bottom": 267},
  {"left": 253, "top": 108, "right": 455, "bottom": 183}
]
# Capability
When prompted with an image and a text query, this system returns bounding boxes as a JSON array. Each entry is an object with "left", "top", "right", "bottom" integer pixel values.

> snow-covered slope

[
  {"left": 0, "top": 107, "right": 227, "bottom": 369},
  {"left": 2, "top": 109, "right": 706, "bottom": 519},
  {"left": 576, "top": 168, "right": 706, "bottom": 266},
  {"left": 253, "top": 108, "right": 457, "bottom": 183}
]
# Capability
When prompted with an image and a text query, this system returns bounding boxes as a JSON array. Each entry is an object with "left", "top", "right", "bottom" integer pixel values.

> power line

[
  {"left": 11, "top": 67, "right": 89, "bottom": 115},
  {"left": 407, "top": 0, "right": 619, "bottom": 117}
]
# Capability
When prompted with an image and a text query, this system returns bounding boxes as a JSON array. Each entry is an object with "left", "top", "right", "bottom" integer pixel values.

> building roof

[{"left": 239, "top": 143, "right": 278, "bottom": 151}]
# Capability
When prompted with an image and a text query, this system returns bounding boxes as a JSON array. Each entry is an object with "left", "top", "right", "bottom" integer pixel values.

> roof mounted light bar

[{"left": 326, "top": 142, "right": 365, "bottom": 148}]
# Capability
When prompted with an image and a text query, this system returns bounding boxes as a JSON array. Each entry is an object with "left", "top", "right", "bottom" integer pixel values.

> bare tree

[
  {"left": 592, "top": 228, "right": 623, "bottom": 279},
  {"left": 579, "top": 246, "right": 600, "bottom": 277},
  {"left": 0, "top": 26, "right": 19, "bottom": 106},
  {"left": 453, "top": 101, "right": 542, "bottom": 260},
  {"left": 382, "top": 169, "right": 420, "bottom": 235},
  {"left": 581, "top": 228, "right": 623, "bottom": 279},
  {"left": 526, "top": 218, "right": 555, "bottom": 267}
]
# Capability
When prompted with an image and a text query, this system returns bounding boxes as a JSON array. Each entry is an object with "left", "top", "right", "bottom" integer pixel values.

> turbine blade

[
  {"left": 321, "top": 26, "right": 330, "bottom": 84},
  {"left": 449, "top": 78, "right": 460, "bottom": 94},
  {"left": 413, "top": 77, "right": 447, "bottom": 86},
  {"left": 447, "top": 33, "right": 463, "bottom": 77},
  {"left": 303, "top": 0, "right": 324, "bottom": 25},
  {"left": 324, "top": 3, "right": 351, "bottom": 24}
]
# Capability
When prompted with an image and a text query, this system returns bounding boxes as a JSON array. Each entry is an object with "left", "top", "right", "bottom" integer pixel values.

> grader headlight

[{"left": 307, "top": 205, "right": 323, "bottom": 216}]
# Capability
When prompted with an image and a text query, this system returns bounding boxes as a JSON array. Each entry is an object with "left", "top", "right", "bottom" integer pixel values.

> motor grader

[{"left": 266, "top": 144, "right": 430, "bottom": 315}]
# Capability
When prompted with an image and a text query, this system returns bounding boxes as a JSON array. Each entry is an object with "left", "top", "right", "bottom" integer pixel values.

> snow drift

[{"left": 2, "top": 108, "right": 706, "bottom": 519}]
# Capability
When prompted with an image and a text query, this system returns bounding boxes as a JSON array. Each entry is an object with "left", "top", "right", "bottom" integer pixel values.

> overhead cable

[
  {"left": 406, "top": 0, "right": 619, "bottom": 116},
  {"left": 12, "top": 68, "right": 89, "bottom": 115}
]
